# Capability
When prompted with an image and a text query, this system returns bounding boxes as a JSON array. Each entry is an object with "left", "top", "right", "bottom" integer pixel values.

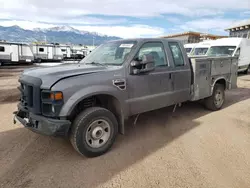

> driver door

[{"left": 126, "top": 41, "right": 175, "bottom": 115}]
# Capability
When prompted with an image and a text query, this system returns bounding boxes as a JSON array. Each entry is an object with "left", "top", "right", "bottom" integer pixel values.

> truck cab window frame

[
  {"left": 0, "top": 46, "right": 5, "bottom": 52},
  {"left": 134, "top": 42, "right": 168, "bottom": 67},
  {"left": 168, "top": 42, "right": 185, "bottom": 67}
]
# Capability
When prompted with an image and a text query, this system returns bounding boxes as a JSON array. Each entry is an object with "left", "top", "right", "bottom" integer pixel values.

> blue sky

[{"left": 0, "top": 0, "right": 249, "bottom": 38}]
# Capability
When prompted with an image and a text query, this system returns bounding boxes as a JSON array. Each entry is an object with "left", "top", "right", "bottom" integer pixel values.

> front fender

[{"left": 59, "top": 85, "right": 128, "bottom": 117}]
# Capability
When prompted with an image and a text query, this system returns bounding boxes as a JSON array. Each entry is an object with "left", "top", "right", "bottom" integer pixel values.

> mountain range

[{"left": 0, "top": 25, "right": 121, "bottom": 45}]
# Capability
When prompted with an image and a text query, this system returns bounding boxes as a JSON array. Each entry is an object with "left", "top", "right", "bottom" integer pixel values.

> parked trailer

[
  {"left": 31, "top": 44, "right": 64, "bottom": 62},
  {"left": 184, "top": 43, "right": 198, "bottom": 56},
  {"left": 59, "top": 45, "right": 71, "bottom": 59},
  {"left": 82, "top": 48, "right": 91, "bottom": 57},
  {"left": 206, "top": 37, "right": 250, "bottom": 74},
  {"left": 189, "top": 41, "right": 214, "bottom": 57},
  {"left": 0, "top": 42, "right": 34, "bottom": 66},
  {"left": 70, "top": 45, "right": 92, "bottom": 59},
  {"left": 70, "top": 45, "right": 85, "bottom": 59}
]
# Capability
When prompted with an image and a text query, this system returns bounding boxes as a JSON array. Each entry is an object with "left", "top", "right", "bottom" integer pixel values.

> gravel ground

[{"left": 0, "top": 65, "right": 250, "bottom": 188}]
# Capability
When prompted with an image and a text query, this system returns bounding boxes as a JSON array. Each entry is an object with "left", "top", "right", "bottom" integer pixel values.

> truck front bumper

[{"left": 13, "top": 109, "right": 71, "bottom": 137}]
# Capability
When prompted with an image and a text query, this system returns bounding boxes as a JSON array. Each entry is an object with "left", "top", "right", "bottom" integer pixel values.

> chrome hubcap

[
  {"left": 85, "top": 119, "right": 111, "bottom": 148},
  {"left": 214, "top": 90, "right": 224, "bottom": 107}
]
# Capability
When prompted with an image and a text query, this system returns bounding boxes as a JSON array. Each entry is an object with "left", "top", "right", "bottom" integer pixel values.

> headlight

[
  {"left": 41, "top": 90, "right": 64, "bottom": 117},
  {"left": 50, "top": 92, "right": 63, "bottom": 101},
  {"left": 42, "top": 91, "right": 63, "bottom": 102}
]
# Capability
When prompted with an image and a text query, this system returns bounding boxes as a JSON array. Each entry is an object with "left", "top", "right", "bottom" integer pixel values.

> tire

[
  {"left": 205, "top": 83, "right": 225, "bottom": 111},
  {"left": 36, "top": 59, "right": 42, "bottom": 63},
  {"left": 70, "top": 107, "right": 118, "bottom": 158},
  {"left": 243, "top": 65, "right": 249, "bottom": 74}
]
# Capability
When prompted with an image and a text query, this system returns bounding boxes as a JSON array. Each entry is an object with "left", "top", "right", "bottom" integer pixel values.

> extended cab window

[
  {"left": 136, "top": 42, "right": 167, "bottom": 67},
  {"left": 169, "top": 42, "right": 185, "bottom": 66},
  {"left": 0, "top": 46, "right": 5, "bottom": 52}
]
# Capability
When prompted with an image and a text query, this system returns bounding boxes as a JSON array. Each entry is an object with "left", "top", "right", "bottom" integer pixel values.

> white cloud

[
  {"left": 0, "top": 0, "right": 249, "bottom": 22},
  {"left": 178, "top": 18, "right": 237, "bottom": 34},
  {"left": 166, "top": 17, "right": 182, "bottom": 24},
  {"left": 74, "top": 25, "right": 165, "bottom": 38},
  {"left": 242, "top": 11, "right": 250, "bottom": 15},
  {"left": 0, "top": 20, "right": 56, "bottom": 29},
  {"left": 0, "top": 20, "right": 165, "bottom": 38},
  {"left": 0, "top": 0, "right": 249, "bottom": 38}
]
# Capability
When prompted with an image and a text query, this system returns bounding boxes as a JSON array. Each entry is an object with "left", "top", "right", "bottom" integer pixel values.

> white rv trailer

[
  {"left": 31, "top": 44, "right": 64, "bottom": 62},
  {"left": 59, "top": 45, "right": 71, "bottom": 59},
  {"left": 206, "top": 37, "right": 250, "bottom": 73},
  {"left": 82, "top": 48, "right": 92, "bottom": 57},
  {"left": 184, "top": 43, "right": 198, "bottom": 56},
  {"left": 189, "top": 41, "right": 213, "bottom": 57},
  {"left": 70, "top": 45, "right": 91, "bottom": 59},
  {"left": 0, "top": 42, "right": 34, "bottom": 66}
]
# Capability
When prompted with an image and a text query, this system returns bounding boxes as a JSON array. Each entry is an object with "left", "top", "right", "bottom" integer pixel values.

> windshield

[
  {"left": 185, "top": 48, "right": 192, "bottom": 53},
  {"left": 206, "top": 46, "right": 237, "bottom": 56},
  {"left": 191, "top": 48, "right": 208, "bottom": 56},
  {"left": 79, "top": 40, "right": 137, "bottom": 66}
]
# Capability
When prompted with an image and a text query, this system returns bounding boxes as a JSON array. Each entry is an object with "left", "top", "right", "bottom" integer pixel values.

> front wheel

[
  {"left": 70, "top": 107, "right": 118, "bottom": 158},
  {"left": 204, "top": 83, "right": 225, "bottom": 111}
]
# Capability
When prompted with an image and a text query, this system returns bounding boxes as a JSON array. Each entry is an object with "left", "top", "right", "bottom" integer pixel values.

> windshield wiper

[
  {"left": 86, "top": 61, "right": 106, "bottom": 66},
  {"left": 104, "top": 63, "right": 121, "bottom": 66}
]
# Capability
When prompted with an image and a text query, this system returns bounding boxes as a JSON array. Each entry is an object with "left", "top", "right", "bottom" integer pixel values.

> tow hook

[
  {"left": 13, "top": 111, "right": 18, "bottom": 124},
  {"left": 13, "top": 116, "right": 17, "bottom": 124}
]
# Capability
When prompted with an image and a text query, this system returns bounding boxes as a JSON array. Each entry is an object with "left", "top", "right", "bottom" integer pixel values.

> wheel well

[
  {"left": 215, "top": 79, "right": 226, "bottom": 89},
  {"left": 69, "top": 94, "right": 124, "bottom": 134}
]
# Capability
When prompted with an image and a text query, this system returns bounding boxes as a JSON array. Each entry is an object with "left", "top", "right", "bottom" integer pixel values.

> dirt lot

[{"left": 0, "top": 65, "right": 250, "bottom": 188}]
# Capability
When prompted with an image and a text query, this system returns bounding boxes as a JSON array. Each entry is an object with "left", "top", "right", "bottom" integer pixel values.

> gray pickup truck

[{"left": 14, "top": 38, "right": 238, "bottom": 157}]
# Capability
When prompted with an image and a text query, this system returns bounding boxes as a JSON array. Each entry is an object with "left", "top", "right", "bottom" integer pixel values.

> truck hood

[{"left": 21, "top": 63, "right": 118, "bottom": 89}]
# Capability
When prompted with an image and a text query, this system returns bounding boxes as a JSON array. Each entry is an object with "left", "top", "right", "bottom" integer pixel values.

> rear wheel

[
  {"left": 70, "top": 107, "right": 118, "bottom": 157},
  {"left": 205, "top": 83, "right": 225, "bottom": 111}
]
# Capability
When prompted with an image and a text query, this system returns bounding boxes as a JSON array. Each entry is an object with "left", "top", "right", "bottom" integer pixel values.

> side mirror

[
  {"left": 234, "top": 53, "right": 240, "bottom": 58},
  {"left": 130, "top": 54, "right": 155, "bottom": 75},
  {"left": 234, "top": 48, "right": 240, "bottom": 58}
]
